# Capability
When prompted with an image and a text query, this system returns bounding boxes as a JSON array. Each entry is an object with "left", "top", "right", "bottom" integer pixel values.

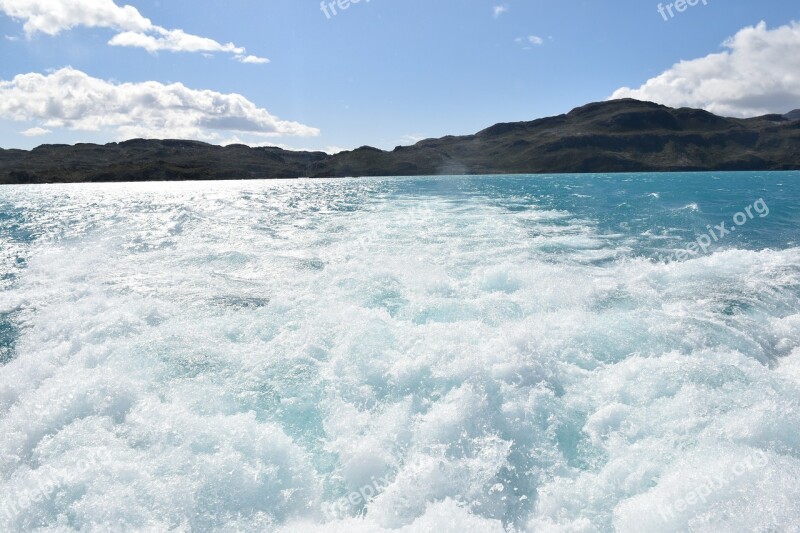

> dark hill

[
  {"left": 2, "top": 99, "right": 799, "bottom": 184},
  {"left": 0, "top": 140, "right": 328, "bottom": 184}
]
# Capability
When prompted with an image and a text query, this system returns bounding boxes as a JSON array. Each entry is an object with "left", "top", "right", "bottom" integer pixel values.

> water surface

[{"left": 1, "top": 172, "right": 799, "bottom": 532}]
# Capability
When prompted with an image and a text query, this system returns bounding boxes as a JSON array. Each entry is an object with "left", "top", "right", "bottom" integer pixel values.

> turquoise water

[{"left": 1, "top": 172, "right": 799, "bottom": 531}]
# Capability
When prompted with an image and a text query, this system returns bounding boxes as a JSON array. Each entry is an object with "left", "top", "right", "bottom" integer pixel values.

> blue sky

[{"left": 0, "top": 0, "right": 798, "bottom": 152}]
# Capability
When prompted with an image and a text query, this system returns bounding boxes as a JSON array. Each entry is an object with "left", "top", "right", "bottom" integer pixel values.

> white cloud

[
  {"left": 610, "top": 21, "right": 800, "bottom": 117},
  {"left": 108, "top": 28, "right": 243, "bottom": 54},
  {"left": 0, "top": 0, "right": 150, "bottom": 35},
  {"left": 323, "top": 146, "right": 347, "bottom": 155},
  {"left": 218, "top": 137, "right": 352, "bottom": 155},
  {"left": 515, "top": 35, "right": 544, "bottom": 48},
  {"left": 235, "top": 54, "right": 270, "bottom": 65},
  {"left": 493, "top": 5, "right": 508, "bottom": 18},
  {"left": 400, "top": 134, "right": 425, "bottom": 144},
  {"left": 0, "top": 68, "right": 319, "bottom": 142},
  {"left": 0, "top": 0, "right": 268, "bottom": 63},
  {"left": 20, "top": 126, "right": 51, "bottom": 136},
  {"left": 218, "top": 137, "right": 346, "bottom": 154}
]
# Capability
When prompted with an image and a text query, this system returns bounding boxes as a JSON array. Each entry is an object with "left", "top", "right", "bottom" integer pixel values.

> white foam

[{"left": 0, "top": 180, "right": 798, "bottom": 531}]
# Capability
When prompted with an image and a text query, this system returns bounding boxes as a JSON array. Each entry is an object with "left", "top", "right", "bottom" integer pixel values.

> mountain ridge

[{"left": 2, "top": 99, "right": 799, "bottom": 184}]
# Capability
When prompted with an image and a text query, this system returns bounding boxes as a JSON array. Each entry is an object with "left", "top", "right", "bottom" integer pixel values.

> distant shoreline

[
  {"left": 2, "top": 99, "right": 799, "bottom": 184},
  {"left": 3, "top": 170, "right": 800, "bottom": 188}
]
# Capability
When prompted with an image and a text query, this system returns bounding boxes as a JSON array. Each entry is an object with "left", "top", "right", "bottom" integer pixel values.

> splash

[{"left": 1, "top": 174, "right": 799, "bottom": 532}]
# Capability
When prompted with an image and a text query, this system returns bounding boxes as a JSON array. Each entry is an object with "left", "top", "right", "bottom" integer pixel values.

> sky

[{"left": 0, "top": 0, "right": 798, "bottom": 152}]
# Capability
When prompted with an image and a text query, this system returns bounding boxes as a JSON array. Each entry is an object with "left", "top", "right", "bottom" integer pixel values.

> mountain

[
  {"left": 0, "top": 140, "right": 328, "bottom": 184},
  {"left": 785, "top": 109, "right": 800, "bottom": 121},
  {"left": 2, "top": 99, "right": 799, "bottom": 184}
]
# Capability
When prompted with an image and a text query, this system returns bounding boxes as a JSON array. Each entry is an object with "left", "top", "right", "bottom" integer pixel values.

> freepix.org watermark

[
  {"left": 658, "top": 450, "right": 769, "bottom": 523},
  {"left": 1, "top": 449, "right": 112, "bottom": 522},
  {"left": 657, "top": 0, "right": 709, "bottom": 21},
  {"left": 325, "top": 474, "right": 393, "bottom": 517},
  {"left": 320, "top": 0, "right": 371, "bottom": 20},
  {"left": 657, "top": 198, "right": 769, "bottom": 263}
]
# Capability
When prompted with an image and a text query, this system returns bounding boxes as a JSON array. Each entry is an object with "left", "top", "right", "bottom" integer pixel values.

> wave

[{"left": 1, "top": 177, "right": 799, "bottom": 531}]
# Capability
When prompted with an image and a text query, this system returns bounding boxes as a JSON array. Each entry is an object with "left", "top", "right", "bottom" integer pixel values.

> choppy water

[{"left": 1, "top": 173, "right": 799, "bottom": 532}]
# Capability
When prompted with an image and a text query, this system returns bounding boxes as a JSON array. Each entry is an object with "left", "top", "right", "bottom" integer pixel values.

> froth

[{"left": 0, "top": 178, "right": 798, "bottom": 531}]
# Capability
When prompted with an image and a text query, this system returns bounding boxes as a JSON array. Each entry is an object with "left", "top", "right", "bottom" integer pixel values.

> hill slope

[{"left": 2, "top": 99, "right": 799, "bottom": 184}]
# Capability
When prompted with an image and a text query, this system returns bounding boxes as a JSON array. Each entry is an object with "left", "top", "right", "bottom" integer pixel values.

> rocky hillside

[{"left": 2, "top": 99, "right": 799, "bottom": 184}]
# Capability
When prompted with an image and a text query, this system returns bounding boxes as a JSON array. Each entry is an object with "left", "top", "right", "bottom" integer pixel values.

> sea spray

[{"left": 0, "top": 173, "right": 799, "bottom": 531}]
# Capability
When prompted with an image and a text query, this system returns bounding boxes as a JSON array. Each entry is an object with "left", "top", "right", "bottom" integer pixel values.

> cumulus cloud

[
  {"left": 611, "top": 21, "right": 800, "bottom": 117},
  {"left": 0, "top": 0, "right": 268, "bottom": 63},
  {"left": 20, "top": 126, "right": 51, "bottom": 137},
  {"left": 235, "top": 54, "right": 270, "bottom": 65},
  {"left": 0, "top": 68, "right": 319, "bottom": 142},
  {"left": 493, "top": 5, "right": 508, "bottom": 18},
  {"left": 0, "top": 0, "right": 150, "bottom": 35}
]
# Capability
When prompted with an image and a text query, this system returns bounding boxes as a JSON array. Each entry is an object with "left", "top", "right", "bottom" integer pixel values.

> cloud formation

[
  {"left": 0, "top": 0, "right": 268, "bottom": 63},
  {"left": 235, "top": 55, "right": 270, "bottom": 65},
  {"left": 0, "top": 68, "right": 318, "bottom": 142},
  {"left": 20, "top": 126, "right": 51, "bottom": 137},
  {"left": 0, "top": 0, "right": 149, "bottom": 35},
  {"left": 493, "top": 5, "right": 508, "bottom": 18},
  {"left": 611, "top": 21, "right": 800, "bottom": 117},
  {"left": 515, "top": 35, "right": 544, "bottom": 49}
]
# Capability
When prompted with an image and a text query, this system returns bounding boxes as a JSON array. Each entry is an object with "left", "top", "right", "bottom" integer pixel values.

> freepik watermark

[
  {"left": 657, "top": 0, "right": 709, "bottom": 21},
  {"left": 657, "top": 198, "right": 769, "bottom": 263},
  {"left": 658, "top": 450, "right": 769, "bottom": 523},
  {"left": 320, "top": 0, "right": 371, "bottom": 20}
]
